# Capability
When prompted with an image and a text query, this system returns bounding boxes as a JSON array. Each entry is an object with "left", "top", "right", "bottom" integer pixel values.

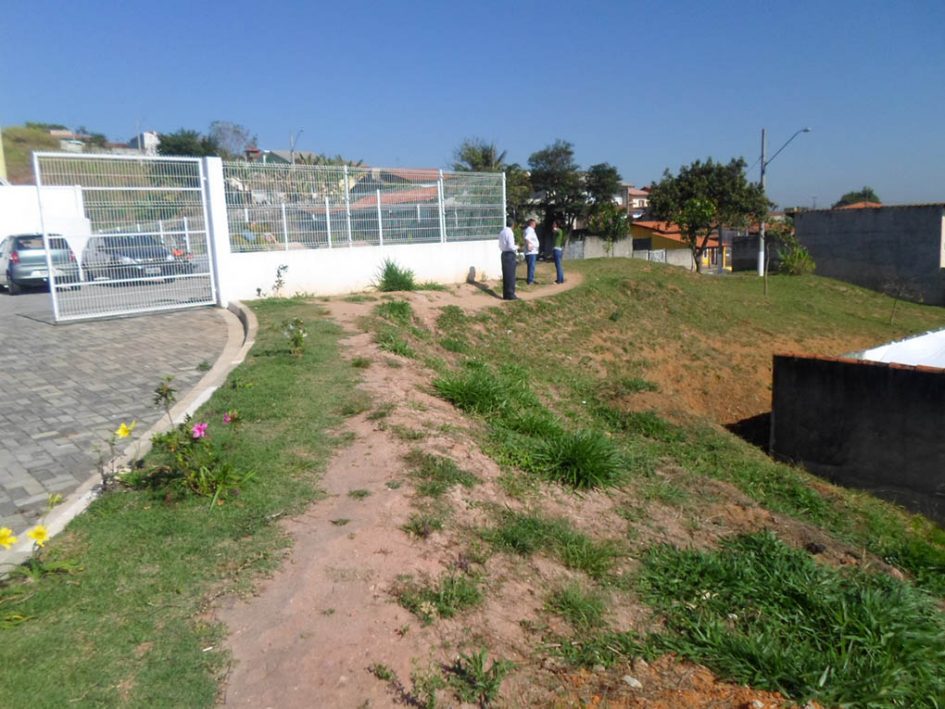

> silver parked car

[
  {"left": 0, "top": 233, "right": 80, "bottom": 295},
  {"left": 82, "top": 233, "right": 193, "bottom": 282}
]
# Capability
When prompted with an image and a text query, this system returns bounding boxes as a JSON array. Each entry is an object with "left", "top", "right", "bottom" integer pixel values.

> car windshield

[{"left": 107, "top": 234, "right": 163, "bottom": 249}]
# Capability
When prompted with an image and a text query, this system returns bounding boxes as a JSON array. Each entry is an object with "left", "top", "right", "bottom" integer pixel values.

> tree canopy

[
  {"left": 528, "top": 139, "right": 584, "bottom": 231},
  {"left": 832, "top": 186, "right": 881, "bottom": 208},
  {"left": 584, "top": 162, "right": 622, "bottom": 209},
  {"left": 452, "top": 138, "right": 507, "bottom": 172},
  {"left": 209, "top": 121, "right": 256, "bottom": 160},
  {"left": 157, "top": 128, "right": 220, "bottom": 157},
  {"left": 587, "top": 201, "right": 630, "bottom": 245},
  {"left": 648, "top": 157, "right": 768, "bottom": 272},
  {"left": 503, "top": 163, "right": 532, "bottom": 224}
]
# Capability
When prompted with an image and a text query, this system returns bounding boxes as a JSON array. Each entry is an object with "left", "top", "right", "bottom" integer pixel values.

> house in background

[
  {"left": 614, "top": 183, "right": 650, "bottom": 219},
  {"left": 794, "top": 203, "right": 945, "bottom": 305},
  {"left": 630, "top": 219, "right": 726, "bottom": 270},
  {"left": 127, "top": 131, "right": 161, "bottom": 156}
]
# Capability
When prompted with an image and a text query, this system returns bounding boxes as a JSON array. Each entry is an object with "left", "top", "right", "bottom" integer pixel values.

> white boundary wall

[
  {"left": 216, "top": 241, "right": 497, "bottom": 301},
  {"left": 0, "top": 185, "right": 91, "bottom": 240},
  {"left": 203, "top": 158, "right": 500, "bottom": 303}
]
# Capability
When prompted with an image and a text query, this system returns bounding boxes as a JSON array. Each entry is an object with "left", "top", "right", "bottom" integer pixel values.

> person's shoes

[{"left": 555, "top": 279, "right": 564, "bottom": 284}]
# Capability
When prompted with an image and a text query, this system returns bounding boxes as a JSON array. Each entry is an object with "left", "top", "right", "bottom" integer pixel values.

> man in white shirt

[
  {"left": 523, "top": 218, "right": 540, "bottom": 284},
  {"left": 498, "top": 220, "right": 518, "bottom": 300}
]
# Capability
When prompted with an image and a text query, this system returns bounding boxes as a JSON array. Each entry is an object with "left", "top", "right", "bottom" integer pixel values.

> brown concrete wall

[
  {"left": 794, "top": 205, "right": 945, "bottom": 305},
  {"left": 771, "top": 354, "right": 945, "bottom": 524}
]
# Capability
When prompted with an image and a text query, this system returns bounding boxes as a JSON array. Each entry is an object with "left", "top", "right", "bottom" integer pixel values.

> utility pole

[
  {"left": 756, "top": 127, "right": 811, "bottom": 277},
  {"left": 757, "top": 129, "right": 767, "bottom": 276},
  {"left": 289, "top": 129, "right": 303, "bottom": 165}
]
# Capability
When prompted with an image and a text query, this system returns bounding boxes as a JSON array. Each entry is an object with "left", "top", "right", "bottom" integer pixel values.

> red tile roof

[
  {"left": 632, "top": 221, "right": 720, "bottom": 247},
  {"left": 836, "top": 201, "right": 883, "bottom": 209}
]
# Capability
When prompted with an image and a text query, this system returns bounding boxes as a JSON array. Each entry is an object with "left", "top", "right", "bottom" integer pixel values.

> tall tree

[
  {"left": 157, "top": 129, "right": 220, "bottom": 157},
  {"left": 528, "top": 139, "right": 584, "bottom": 237},
  {"left": 503, "top": 163, "right": 533, "bottom": 223},
  {"left": 452, "top": 138, "right": 507, "bottom": 172},
  {"left": 587, "top": 201, "right": 630, "bottom": 248},
  {"left": 648, "top": 157, "right": 768, "bottom": 272},
  {"left": 584, "top": 162, "right": 622, "bottom": 212},
  {"left": 208, "top": 121, "right": 257, "bottom": 160},
  {"left": 832, "top": 186, "right": 881, "bottom": 208}
]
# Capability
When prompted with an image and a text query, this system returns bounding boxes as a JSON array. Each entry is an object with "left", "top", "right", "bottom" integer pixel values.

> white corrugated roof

[{"left": 852, "top": 328, "right": 945, "bottom": 369}]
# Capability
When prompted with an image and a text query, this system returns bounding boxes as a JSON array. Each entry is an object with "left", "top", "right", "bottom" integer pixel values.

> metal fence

[
  {"left": 222, "top": 162, "right": 504, "bottom": 252},
  {"left": 33, "top": 153, "right": 216, "bottom": 321}
]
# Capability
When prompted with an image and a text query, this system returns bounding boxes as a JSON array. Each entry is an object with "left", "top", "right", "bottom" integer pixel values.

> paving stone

[{"left": 0, "top": 293, "right": 228, "bottom": 527}]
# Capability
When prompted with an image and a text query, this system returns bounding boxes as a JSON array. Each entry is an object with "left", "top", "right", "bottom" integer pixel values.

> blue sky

[{"left": 3, "top": 0, "right": 943, "bottom": 208}]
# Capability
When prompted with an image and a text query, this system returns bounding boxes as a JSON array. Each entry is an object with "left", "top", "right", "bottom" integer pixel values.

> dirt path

[
  {"left": 216, "top": 272, "right": 583, "bottom": 707},
  {"left": 216, "top": 267, "right": 808, "bottom": 708}
]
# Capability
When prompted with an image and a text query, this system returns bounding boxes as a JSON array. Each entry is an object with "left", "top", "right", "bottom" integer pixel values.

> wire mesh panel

[
  {"left": 222, "top": 162, "right": 503, "bottom": 251},
  {"left": 442, "top": 172, "right": 505, "bottom": 242},
  {"left": 33, "top": 153, "right": 216, "bottom": 322}
]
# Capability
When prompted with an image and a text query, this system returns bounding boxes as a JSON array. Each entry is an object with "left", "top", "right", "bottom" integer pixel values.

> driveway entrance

[
  {"left": 33, "top": 153, "right": 217, "bottom": 322},
  {"left": 0, "top": 292, "right": 228, "bottom": 532}
]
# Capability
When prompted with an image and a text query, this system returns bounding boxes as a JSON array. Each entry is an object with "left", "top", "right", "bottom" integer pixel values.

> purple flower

[
  {"left": 223, "top": 413, "right": 232, "bottom": 424},
  {"left": 192, "top": 422, "right": 208, "bottom": 439}
]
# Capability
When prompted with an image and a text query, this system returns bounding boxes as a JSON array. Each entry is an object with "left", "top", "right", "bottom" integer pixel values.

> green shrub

[
  {"left": 535, "top": 429, "right": 622, "bottom": 489},
  {"left": 434, "top": 367, "right": 509, "bottom": 416},
  {"left": 376, "top": 259, "right": 416, "bottom": 292}
]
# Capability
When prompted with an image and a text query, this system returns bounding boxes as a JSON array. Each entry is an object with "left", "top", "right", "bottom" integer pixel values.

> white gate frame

[{"left": 33, "top": 153, "right": 219, "bottom": 322}]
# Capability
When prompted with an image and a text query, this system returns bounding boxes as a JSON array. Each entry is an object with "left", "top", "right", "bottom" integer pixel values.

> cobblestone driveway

[{"left": 0, "top": 291, "right": 229, "bottom": 532}]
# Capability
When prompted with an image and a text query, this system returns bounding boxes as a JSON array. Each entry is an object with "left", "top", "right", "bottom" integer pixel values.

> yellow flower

[
  {"left": 115, "top": 421, "right": 137, "bottom": 439},
  {"left": 27, "top": 525, "right": 49, "bottom": 548},
  {"left": 0, "top": 527, "right": 17, "bottom": 549}
]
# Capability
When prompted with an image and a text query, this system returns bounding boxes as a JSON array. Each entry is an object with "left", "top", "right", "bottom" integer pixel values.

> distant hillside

[{"left": 2, "top": 126, "right": 59, "bottom": 184}]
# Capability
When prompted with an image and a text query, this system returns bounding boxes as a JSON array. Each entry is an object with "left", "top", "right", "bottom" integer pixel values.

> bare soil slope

[{"left": 218, "top": 271, "right": 834, "bottom": 708}]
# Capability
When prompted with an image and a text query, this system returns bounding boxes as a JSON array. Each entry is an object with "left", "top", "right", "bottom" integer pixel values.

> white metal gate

[{"left": 33, "top": 153, "right": 217, "bottom": 322}]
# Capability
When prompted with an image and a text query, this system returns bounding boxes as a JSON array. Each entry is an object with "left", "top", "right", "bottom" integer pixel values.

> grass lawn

[
  {"left": 0, "top": 299, "right": 361, "bottom": 706},
  {"left": 3, "top": 258, "right": 945, "bottom": 707}
]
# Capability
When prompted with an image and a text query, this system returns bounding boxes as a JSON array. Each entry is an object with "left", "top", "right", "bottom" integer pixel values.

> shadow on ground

[{"left": 726, "top": 412, "right": 771, "bottom": 451}]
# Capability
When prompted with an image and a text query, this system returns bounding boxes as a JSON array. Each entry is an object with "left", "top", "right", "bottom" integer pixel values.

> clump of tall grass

[
  {"left": 375, "top": 259, "right": 416, "bottom": 292},
  {"left": 535, "top": 429, "right": 622, "bottom": 489},
  {"left": 638, "top": 530, "right": 945, "bottom": 706}
]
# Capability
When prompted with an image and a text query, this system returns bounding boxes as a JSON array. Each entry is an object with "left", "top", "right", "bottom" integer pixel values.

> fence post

[
  {"left": 344, "top": 165, "right": 353, "bottom": 247},
  {"left": 501, "top": 171, "right": 507, "bottom": 225},
  {"left": 376, "top": 189, "right": 384, "bottom": 246},
  {"left": 158, "top": 220, "right": 165, "bottom": 244},
  {"left": 325, "top": 196, "right": 332, "bottom": 248},
  {"left": 281, "top": 202, "right": 289, "bottom": 250},
  {"left": 200, "top": 157, "right": 229, "bottom": 307},
  {"left": 437, "top": 170, "right": 446, "bottom": 243},
  {"left": 183, "top": 217, "right": 191, "bottom": 253}
]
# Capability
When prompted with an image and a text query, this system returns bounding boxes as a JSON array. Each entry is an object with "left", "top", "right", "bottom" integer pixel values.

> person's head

[
  {"left": 552, "top": 220, "right": 558, "bottom": 229},
  {"left": 527, "top": 218, "right": 537, "bottom": 227}
]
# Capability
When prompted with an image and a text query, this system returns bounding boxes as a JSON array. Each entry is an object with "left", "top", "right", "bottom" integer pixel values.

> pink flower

[
  {"left": 192, "top": 422, "right": 208, "bottom": 439},
  {"left": 223, "top": 409, "right": 240, "bottom": 425},
  {"left": 223, "top": 413, "right": 232, "bottom": 424}
]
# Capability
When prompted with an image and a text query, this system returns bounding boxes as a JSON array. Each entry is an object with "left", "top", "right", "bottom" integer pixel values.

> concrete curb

[{"left": 0, "top": 302, "right": 258, "bottom": 571}]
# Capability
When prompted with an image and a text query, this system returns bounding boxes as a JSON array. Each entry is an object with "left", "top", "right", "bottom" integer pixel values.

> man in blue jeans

[
  {"left": 552, "top": 220, "right": 567, "bottom": 283},
  {"left": 523, "top": 218, "right": 539, "bottom": 284},
  {"left": 498, "top": 220, "right": 518, "bottom": 300}
]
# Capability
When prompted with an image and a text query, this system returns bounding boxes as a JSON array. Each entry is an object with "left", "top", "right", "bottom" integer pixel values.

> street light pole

[
  {"left": 757, "top": 129, "right": 767, "bottom": 276},
  {"left": 289, "top": 128, "right": 304, "bottom": 165},
  {"left": 757, "top": 127, "right": 810, "bottom": 276}
]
